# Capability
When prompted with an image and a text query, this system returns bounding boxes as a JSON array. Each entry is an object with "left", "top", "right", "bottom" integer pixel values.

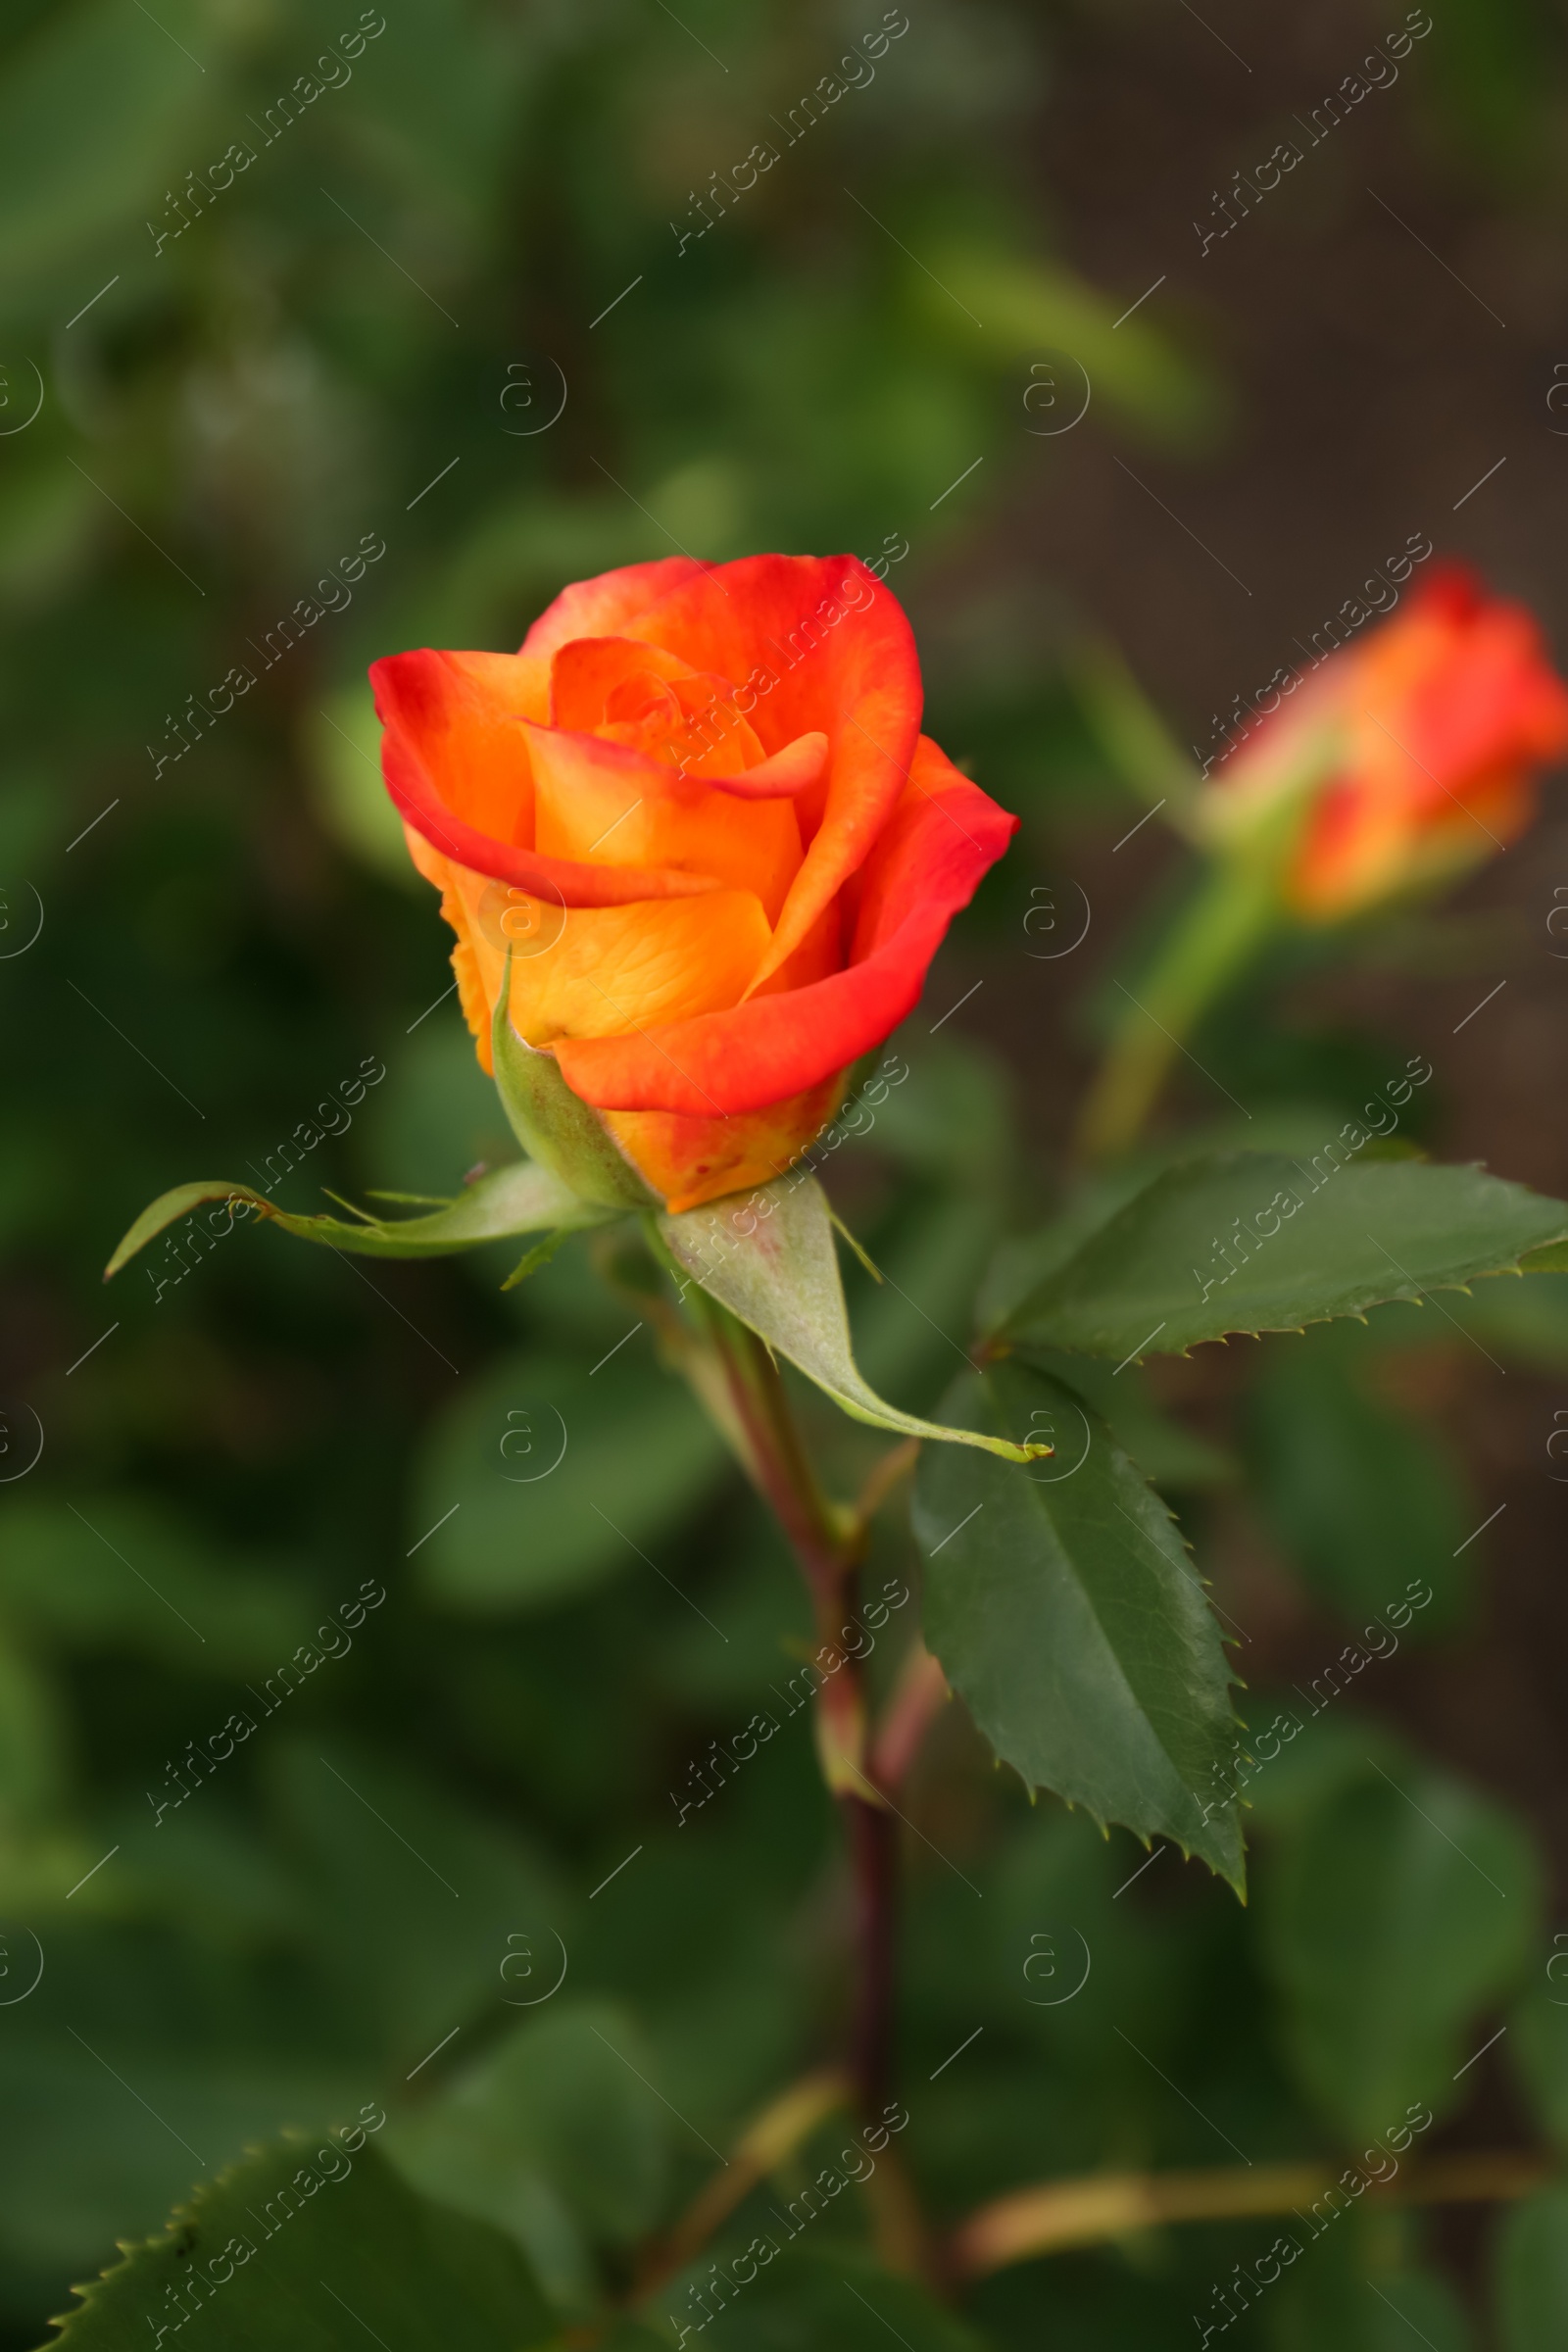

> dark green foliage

[{"left": 0, "top": 1, "right": 1560, "bottom": 2343}]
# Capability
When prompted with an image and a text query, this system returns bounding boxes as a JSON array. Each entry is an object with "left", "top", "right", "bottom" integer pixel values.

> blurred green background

[{"left": 5, "top": 0, "right": 1568, "bottom": 2343}]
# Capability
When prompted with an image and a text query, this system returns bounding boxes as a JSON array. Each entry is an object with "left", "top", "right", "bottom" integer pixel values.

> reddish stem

[
  {"left": 681, "top": 1286, "right": 899, "bottom": 2127},
  {"left": 843, "top": 1789, "right": 898, "bottom": 2116},
  {"left": 869, "top": 1644, "right": 950, "bottom": 1792}
]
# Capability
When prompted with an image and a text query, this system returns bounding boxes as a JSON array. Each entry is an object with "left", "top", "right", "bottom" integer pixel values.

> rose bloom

[
  {"left": 370, "top": 555, "right": 1017, "bottom": 1209},
  {"left": 1202, "top": 564, "right": 1568, "bottom": 920}
]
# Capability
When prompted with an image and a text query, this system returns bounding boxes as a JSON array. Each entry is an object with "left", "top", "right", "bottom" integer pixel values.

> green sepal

[
  {"left": 500, "top": 1227, "right": 573, "bottom": 1291},
  {"left": 105, "top": 1161, "right": 612, "bottom": 1280},
  {"left": 658, "top": 1169, "right": 1048, "bottom": 1463},
  {"left": 490, "top": 954, "right": 657, "bottom": 1211}
]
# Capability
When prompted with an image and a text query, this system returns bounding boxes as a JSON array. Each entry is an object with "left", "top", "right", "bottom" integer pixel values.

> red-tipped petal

[
  {"left": 520, "top": 556, "right": 707, "bottom": 658},
  {"left": 554, "top": 739, "right": 1015, "bottom": 1116},
  {"left": 371, "top": 647, "right": 720, "bottom": 906},
  {"left": 612, "top": 553, "right": 924, "bottom": 986}
]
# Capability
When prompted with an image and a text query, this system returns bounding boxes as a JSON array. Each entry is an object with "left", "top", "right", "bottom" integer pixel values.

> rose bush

[
  {"left": 370, "top": 553, "right": 1017, "bottom": 1209},
  {"left": 1200, "top": 563, "right": 1568, "bottom": 919}
]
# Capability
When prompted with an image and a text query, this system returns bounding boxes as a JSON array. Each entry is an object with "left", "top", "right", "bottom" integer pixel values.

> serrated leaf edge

[{"left": 43, "top": 2128, "right": 337, "bottom": 2340}]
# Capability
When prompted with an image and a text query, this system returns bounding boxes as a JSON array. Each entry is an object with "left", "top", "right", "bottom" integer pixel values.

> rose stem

[{"left": 682, "top": 1289, "right": 898, "bottom": 2117}]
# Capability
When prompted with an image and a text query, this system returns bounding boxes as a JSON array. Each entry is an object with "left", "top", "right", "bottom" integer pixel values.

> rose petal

[
  {"left": 1286, "top": 564, "right": 1568, "bottom": 917},
  {"left": 548, "top": 631, "right": 713, "bottom": 724},
  {"left": 438, "top": 853, "right": 774, "bottom": 1051},
  {"left": 547, "top": 634, "right": 827, "bottom": 800},
  {"left": 521, "top": 721, "right": 805, "bottom": 922},
  {"left": 554, "top": 738, "right": 1015, "bottom": 1115},
  {"left": 372, "top": 647, "right": 720, "bottom": 907},
  {"left": 601, "top": 1074, "right": 848, "bottom": 1214},
  {"left": 1348, "top": 565, "right": 1568, "bottom": 799},
  {"left": 710, "top": 732, "right": 830, "bottom": 800},
  {"left": 612, "top": 553, "right": 923, "bottom": 987},
  {"left": 521, "top": 556, "right": 707, "bottom": 659}
]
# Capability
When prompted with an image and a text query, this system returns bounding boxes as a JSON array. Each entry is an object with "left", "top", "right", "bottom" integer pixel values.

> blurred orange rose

[
  {"left": 370, "top": 554, "right": 1016, "bottom": 1210},
  {"left": 1202, "top": 564, "right": 1568, "bottom": 919}
]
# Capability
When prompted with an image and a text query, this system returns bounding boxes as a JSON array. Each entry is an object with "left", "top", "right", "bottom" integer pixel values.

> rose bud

[
  {"left": 1200, "top": 563, "right": 1568, "bottom": 920},
  {"left": 370, "top": 555, "right": 1017, "bottom": 1210}
]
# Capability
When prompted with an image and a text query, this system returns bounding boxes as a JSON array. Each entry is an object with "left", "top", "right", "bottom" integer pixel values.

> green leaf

[
  {"left": 1262, "top": 1762, "right": 1539, "bottom": 2142},
  {"left": 96, "top": 1798, "right": 302, "bottom": 1944},
  {"left": 975, "top": 1172, "right": 1149, "bottom": 1333},
  {"left": 0, "top": 0, "right": 222, "bottom": 310},
  {"left": 920, "top": 243, "right": 1219, "bottom": 445},
  {"left": 0, "top": 1615, "right": 66, "bottom": 1833},
  {"left": 37, "top": 2133, "right": 557, "bottom": 2349},
  {"left": 1270, "top": 2242, "right": 1476, "bottom": 2352},
  {"left": 572, "top": 2331, "right": 666, "bottom": 2351},
  {"left": 684, "top": 2245, "right": 992, "bottom": 2350},
  {"left": 412, "top": 1347, "right": 729, "bottom": 1613},
  {"left": 659, "top": 1173, "right": 1043, "bottom": 1463},
  {"left": 853, "top": 1194, "right": 1003, "bottom": 1406},
  {"left": 1358, "top": 2274, "right": 1474, "bottom": 2352},
  {"left": 1508, "top": 1971, "right": 1568, "bottom": 2151},
  {"left": 389, "top": 2000, "right": 669, "bottom": 2294},
  {"left": 1446, "top": 1267, "right": 1568, "bottom": 1368},
  {"left": 104, "top": 1161, "right": 611, "bottom": 1280},
  {"left": 1495, "top": 2184, "right": 1568, "bottom": 2352},
  {"left": 1243, "top": 1323, "right": 1472, "bottom": 1631},
  {"left": 911, "top": 1361, "right": 1245, "bottom": 1889},
  {"left": 266, "top": 1739, "right": 564, "bottom": 2056},
  {"left": 1000, "top": 1152, "right": 1568, "bottom": 1358},
  {"left": 1016, "top": 1347, "right": 1235, "bottom": 1490},
  {"left": 567, "top": 1821, "right": 818, "bottom": 2129},
  {"left": 573, "top": 2331, "right": 666, "bottom": 2352},
  {"left": 1229, "top": 1710, "right": 1412, "bottom": 1840},
  {"left": 0, "top": 1937, "right": 372, "bottom": 2298},
  {"left": 0, "top": 1497, "right": 305, "bottom": 1672},
  {"left": 493, "top": 978, "right": 656, "bottom": 1211}
]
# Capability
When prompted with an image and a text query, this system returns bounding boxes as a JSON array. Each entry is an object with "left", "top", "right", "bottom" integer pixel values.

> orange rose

[
  {"left": 370, "top": 555, "right": 1017, "bottom": 1210},
  {"left": 1203, "top": 564, "right": 1568, "bottom": 919}
]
